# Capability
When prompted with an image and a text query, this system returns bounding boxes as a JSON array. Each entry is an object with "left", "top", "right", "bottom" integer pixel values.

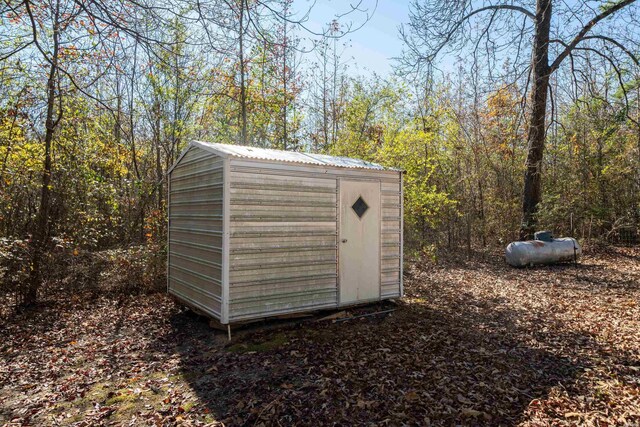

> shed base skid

[{"left": 178, "top": 296, "right": 398, "bottom": 337}]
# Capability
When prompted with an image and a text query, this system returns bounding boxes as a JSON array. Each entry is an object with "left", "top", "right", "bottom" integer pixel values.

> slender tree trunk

[
  {"left": 636, "top": 81, "right": 640, "bottom": 226},
  {"left": 282, "top": 18, "right": 288, "bottom": 150},
  {"left": 520, "top": 0, "right": 552, "bottom": 240},
  {"left": 239, "top": 0, "right": 248, "bottom": 145},
  {"left": 155, "top": 107, "right": 163, "bottom": 210},
  {"left": 27, "top": 1, "right": 61, "bottom": 305},
  {"left": 331, "top": 38, "right": 339, "bottom": 148},
  {"left": 115, "top": 74, "right": 122, "bottom": 147},
  {"left": 171, "top": 40, "right": 181, "bottom": 164},
  {"left": 322, "top": 43, "right": 329, "bottom": 149},
  {"left": 129, "top": 40, "right": 141, "bottom": 180}
]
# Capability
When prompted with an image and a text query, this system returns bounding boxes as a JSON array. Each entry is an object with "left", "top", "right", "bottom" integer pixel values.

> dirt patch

[{"left": 1, "top": 247, "right": 639, "bottom": 425}]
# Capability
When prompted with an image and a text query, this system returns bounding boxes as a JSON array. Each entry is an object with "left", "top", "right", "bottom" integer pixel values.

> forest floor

[{"left": 1, "top": 247, "right": 639, "bottom": 426}]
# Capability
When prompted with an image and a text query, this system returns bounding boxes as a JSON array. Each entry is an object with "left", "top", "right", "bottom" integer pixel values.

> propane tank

[{"left": 505, "top": 232, "right": 581, "bottom": 267}]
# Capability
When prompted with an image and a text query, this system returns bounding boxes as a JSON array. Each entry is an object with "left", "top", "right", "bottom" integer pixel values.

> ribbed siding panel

[
  {"left": 381, "top": 178, "right": 402, "bottom": 297},
  {"left": 168, "top": 147, "right": 224, "bottom": 319},
  {"left": 228, "top": 162, "right": 338, "bottom": 321}
]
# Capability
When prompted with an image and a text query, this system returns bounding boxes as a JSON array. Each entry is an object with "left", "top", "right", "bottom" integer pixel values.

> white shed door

[{"left": 339, "top": 179, "right": 380, "bottom": 304}]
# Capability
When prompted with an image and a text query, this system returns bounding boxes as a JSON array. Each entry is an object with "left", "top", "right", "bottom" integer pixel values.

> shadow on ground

[{"left": 161, "top": 283, "right": 614, "bottom": 425}]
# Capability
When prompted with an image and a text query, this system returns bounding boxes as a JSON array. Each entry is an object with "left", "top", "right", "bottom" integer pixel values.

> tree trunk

[
  {"left": 26, "top": 2, "right": 61, "bottom": 305},
  {"left": 171, "top": 39, "right": 182, "bottom": 164},
  {"left": 239, "top": 0, "right": 248, "bottom": 145},
  {"left": 520, "top": 0, "right": 552, "bottom": 240},
  {"left": 282, "top": 17, "right": 288, "bottom": 150},
  {"left": 155, "top": 103, "right": 163, "bottom": 210},
  {"left": 322, "top": 43, "right": 329, "bottom": 149},
  {"left": 129, "top": 40, "right": 141, "bottom": 180}
]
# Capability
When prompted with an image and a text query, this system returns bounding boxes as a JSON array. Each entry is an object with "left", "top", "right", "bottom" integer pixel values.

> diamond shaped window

[{"left": 351, "top": 196, "right": 369, "bottom": 218}]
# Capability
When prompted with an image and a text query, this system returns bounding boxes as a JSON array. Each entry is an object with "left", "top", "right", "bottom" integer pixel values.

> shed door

[{"left": 339, "top": 179, "right": 380, "bottom": 304}]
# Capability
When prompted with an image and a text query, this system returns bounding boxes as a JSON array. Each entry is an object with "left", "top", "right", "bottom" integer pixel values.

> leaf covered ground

[{"left": 1, "top": 247, "right": 639, "bottom": 426}]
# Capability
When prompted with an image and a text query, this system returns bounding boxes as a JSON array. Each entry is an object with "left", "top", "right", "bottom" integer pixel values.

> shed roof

[{"left": 183, "top": 140, "right": 399, "bottom": 171}]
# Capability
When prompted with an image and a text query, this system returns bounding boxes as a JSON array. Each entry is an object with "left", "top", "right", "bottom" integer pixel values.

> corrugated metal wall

[
  {"left": 226, "top": 158, "right": 402, "bottom": 322},
  {"left": 227, "top": 160, "right": 339, "bottom": 321},
  {"left": 168, "top": 147, "right": 224, "bottom": 319}
]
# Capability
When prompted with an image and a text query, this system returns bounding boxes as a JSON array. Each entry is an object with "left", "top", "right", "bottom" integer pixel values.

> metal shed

[{"left": 167, "top": 141, "right": 403, "bottom": 325}]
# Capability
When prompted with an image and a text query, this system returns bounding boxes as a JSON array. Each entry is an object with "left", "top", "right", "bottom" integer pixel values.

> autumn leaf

[
  {"left": 404, "top": 391, "right": 419, "bottom": 402},
  {"left": 564, "top": 412, "right": 582, "bottom": 418},
  {"left": 460, "top": 408, "right": 483, "bottom": 417}
]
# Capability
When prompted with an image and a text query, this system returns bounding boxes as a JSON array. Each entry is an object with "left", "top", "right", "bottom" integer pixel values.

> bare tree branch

[{"left": 550, "top": 0, "right": 636, "bottom": 71}]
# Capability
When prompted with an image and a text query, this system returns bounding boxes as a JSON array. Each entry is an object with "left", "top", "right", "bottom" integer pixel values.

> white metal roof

[{"left": 187, "top": 140, "right": 399, "bottom": 171}]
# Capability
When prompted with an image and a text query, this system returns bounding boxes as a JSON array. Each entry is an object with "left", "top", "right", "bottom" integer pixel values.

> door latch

[{"left": 341, "top": 239, "right": 348, "bottom": 243}]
